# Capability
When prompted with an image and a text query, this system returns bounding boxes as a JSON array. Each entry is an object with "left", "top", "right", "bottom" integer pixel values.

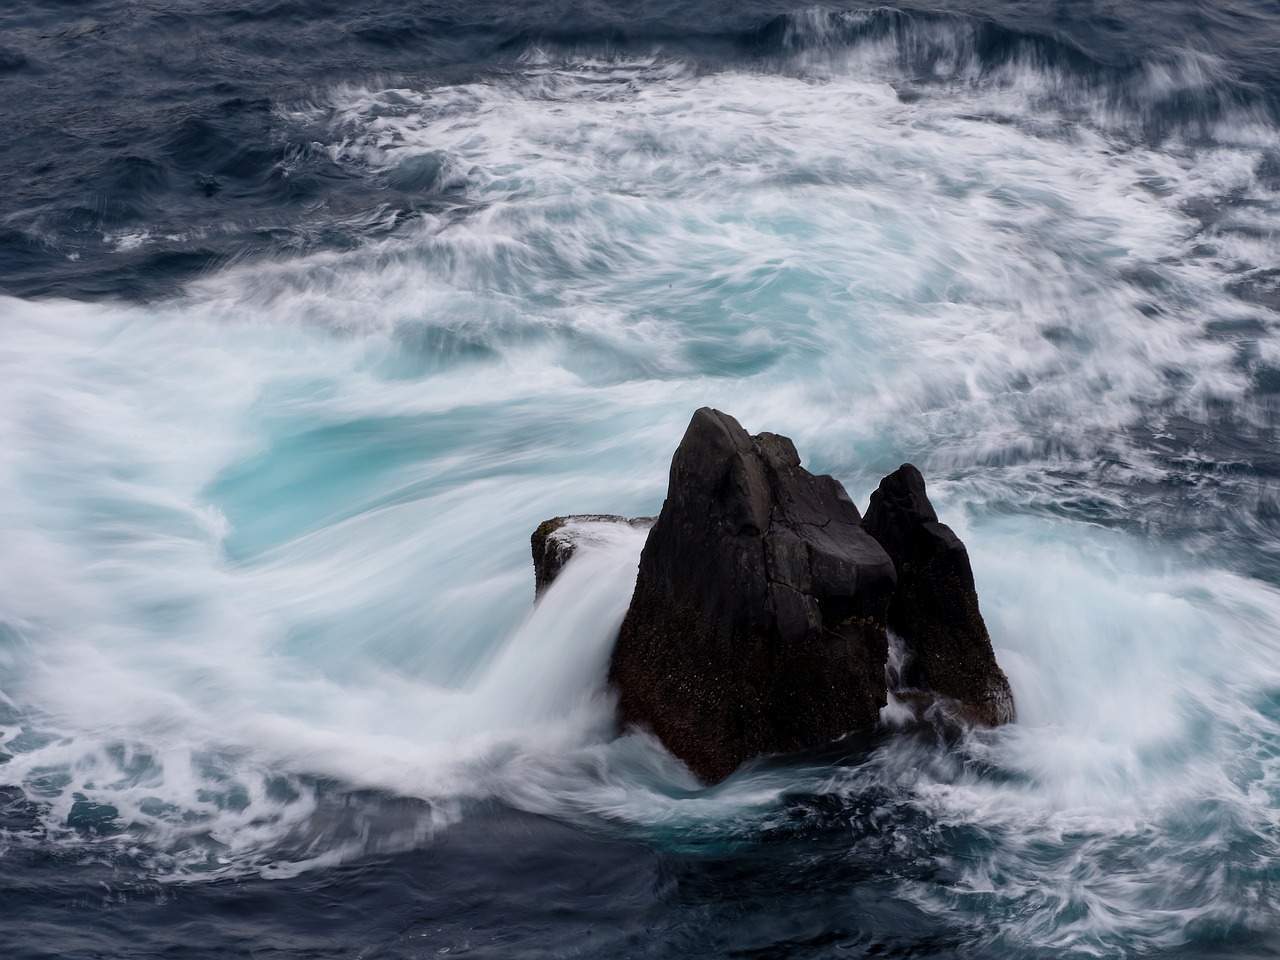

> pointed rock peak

[
  {"left": 862, "top": 463, "right": 1015, "bottom": 728},
  {"left": 667, "top": 407, "right": 772, "bottom": 539},
  {"left": 670, "top": 407, "right": 757, "bottom": 483},
  {"left": 869, "top": 463, "right": 938, "bottom": 522},
  {"left": 610, "top": 408, "right": 897, "bottom": 783}
]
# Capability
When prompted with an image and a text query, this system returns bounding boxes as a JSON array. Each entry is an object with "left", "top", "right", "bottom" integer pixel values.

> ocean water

[{"left": 3, "top": 1, "right": 1280, "bottom": 957}]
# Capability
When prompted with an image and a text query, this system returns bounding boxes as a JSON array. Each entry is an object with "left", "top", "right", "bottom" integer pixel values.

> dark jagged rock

[
  {"left": 531, "top": 515, "right": 655, "bottom": 596},
  {"left": 531, "top": 411, "right": 1016, "bottom": 783},
  {"left": 607, "top": 408, "right": 899, "bottom": 784},
  {"left": 862, "top": 464, "right": 1015, "bottom": 726}
]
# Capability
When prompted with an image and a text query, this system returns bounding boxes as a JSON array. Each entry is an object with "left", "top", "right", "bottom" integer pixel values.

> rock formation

[
  {"left": 863, "top": 465, "right": 1015, "bottom": 726},
  {"left": 531, "top": 408, "right": 1015, "bottom": 784},
  {"left": 531, "top": 515, "right": 654, "bottom": 596},
  {"left": 607, "top": 408, "right": 899, "bottom": 784}
]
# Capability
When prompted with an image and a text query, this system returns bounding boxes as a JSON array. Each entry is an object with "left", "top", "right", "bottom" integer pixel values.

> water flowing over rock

[
  {"left": 533, "top": 408, "right": 1015, "bottom": 784},
  {"left": 531, "top": 515, "right": 655, "bottom": 596}
]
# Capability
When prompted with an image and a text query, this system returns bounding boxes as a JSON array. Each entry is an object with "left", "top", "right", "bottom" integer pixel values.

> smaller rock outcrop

[
  {"left": 532, "top": 515, "right": 654, "bottom": 596},
  {"left": 863, "top": 465, "right": 1015, "bottom": 726}
]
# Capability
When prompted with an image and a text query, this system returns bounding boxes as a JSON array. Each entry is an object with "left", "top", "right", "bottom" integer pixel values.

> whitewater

[{"left": 3, "top": 6, "right": 1280, "bottom": 957}]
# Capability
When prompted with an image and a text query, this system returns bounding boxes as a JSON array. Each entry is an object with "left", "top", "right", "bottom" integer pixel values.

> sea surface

[{"left": 4, "top": 1, "right": 1280, "bottom": 957}]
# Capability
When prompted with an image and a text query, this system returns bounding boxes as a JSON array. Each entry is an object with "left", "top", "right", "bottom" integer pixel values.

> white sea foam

[{"left": 2, "top": 25, "right": 1280, "bottom": 951}]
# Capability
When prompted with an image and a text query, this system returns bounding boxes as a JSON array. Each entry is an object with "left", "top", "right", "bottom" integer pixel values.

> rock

[
  {"left": 607, "top": 408, "right": 899, "bottom": 784},
  {"left": 531, "top": 412, "right": 1017, "bottom": 783},
  {"left": 862, "top": 464, "right": 1015, "bottom": 726},
  {"left": 532, "top": 515, "right": 655, "bottom": 596}
]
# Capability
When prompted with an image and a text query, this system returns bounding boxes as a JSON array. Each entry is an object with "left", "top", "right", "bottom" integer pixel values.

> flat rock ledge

[
  {"left": 532, "top": 515, "right": 656, "bottom": 596},
  {"left": 533, "top": 408, "right": 1014, "bottom": 784}
]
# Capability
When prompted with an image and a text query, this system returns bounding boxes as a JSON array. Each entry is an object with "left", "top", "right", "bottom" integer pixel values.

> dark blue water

[
  {"left": 6, "top": 0, "right": 1280, "bottom": 302},
  {"left": 4, "top": 2, "right": 1280, "bottom": 957}
]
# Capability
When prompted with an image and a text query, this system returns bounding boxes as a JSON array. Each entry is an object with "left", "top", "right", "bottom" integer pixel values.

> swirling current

[{"left": 3, "top": 1, "right": 1280, "bottom": 957}]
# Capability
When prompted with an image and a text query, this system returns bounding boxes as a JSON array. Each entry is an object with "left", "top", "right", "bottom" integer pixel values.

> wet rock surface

[
  {"left": 608, "top": 408, "right": 899, "bottom": 784},
  {"left": 533, "top": 408, "right": 1015, "bottom": 783},
  {"left": 863, "top": 465, "right": 1015, "bottom": 727}
]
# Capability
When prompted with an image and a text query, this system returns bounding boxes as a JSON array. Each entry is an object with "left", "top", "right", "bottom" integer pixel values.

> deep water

[{"left": 4, "top": 1, "right": 1280, "bottom": 957}]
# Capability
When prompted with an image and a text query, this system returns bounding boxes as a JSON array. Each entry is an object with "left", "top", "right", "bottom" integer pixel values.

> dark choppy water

[{"left": 4, "top": 1, "right": 1280, "bottom": 957}]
